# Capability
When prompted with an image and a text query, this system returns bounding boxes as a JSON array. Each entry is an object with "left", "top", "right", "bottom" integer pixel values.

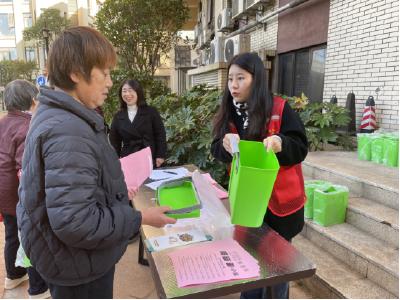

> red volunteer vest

[{"left": 228, "top": 96, "right": 305, "bottom": 217}]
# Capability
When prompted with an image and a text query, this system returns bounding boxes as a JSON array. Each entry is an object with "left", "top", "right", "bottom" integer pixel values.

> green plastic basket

[
  {"left": 357, "top": 133, "right": 372, "bottom": 161},
  {"left": 313, "top": 185, "right": 349, "bottom": 227},
  {"left": 382, "top": 135, "right": 399, "bottom": 167},
  {"left": 228, "top": 140, "right": 280, "bottom": 227},
  {"left": 371, "top": 134, "right": 385, "bottom": 164},
  {"left": 156, "top": 178, "right": 201, "bottom": 219},
  {"left": 304, "top": 180, "right": 331, "bottom": 219}
]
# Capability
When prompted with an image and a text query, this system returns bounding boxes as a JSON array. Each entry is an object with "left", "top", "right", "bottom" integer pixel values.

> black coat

[
  {"left": 17, "top": 88, "right": 141, "bottom": 286},
  {"left": 109, "top": 106, "right": 167, "bottom": 163}
]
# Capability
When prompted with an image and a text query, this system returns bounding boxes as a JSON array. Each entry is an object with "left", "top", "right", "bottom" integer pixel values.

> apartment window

[
  {"left": 0, "top": 48, "right": 17, "bottom": 60},
  {"left": 0, "top": 13, "right": 14, "bottom": 36},
  {"left": 23, "top": 13, "right": 32, "bottom": 28},
  {"left": 25, "top": 47, "right": 36, "bottom": 62},
  {"left": 278, "top": 45, "right": 326, "bottom": 103}
]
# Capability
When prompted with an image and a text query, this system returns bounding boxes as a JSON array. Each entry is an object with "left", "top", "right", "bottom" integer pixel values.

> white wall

[{"left": 323, "top": 0, "right": 399, "bottom": 130}]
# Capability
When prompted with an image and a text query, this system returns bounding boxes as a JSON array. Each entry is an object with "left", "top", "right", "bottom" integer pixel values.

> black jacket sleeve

[
  {"left": 276, "top": 102, "right": 308, "bottom": 166},
  {"left": 109, "top": 115, "right": 122, "bottom": 157},
  {"left": 211, "top": 134, "right": 233, "bottom": 163},
  {"left": 151, "top": 108, "right": 167, "bottom": 159}
]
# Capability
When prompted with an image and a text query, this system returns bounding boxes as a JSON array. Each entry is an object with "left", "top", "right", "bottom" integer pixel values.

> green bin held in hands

[
  {"left": 357, "top": 133, "right": 372, "bottom": 161},
  {"left": 370, "top": 134, "right": 385, "bottom": 164},
  {"left": 228, "top": 140, "right": 280, "bottom": 227},
  {"left": 313, "top": 185, "right": 349, "bottom": 227},
  {"left": 304, "top": 180, "right": 331, "bottom": 219},
  {"left": 382, "top": 135, "right": 399, "bottom": 167}
]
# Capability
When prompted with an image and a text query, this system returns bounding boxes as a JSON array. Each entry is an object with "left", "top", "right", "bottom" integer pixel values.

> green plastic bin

[
  {"left": 357, "top": 133, "right": 372, "bottom": 161},
  {"left": 313, "top": 185, "right": 349, "bottom": 227},
  {"left": 371, "top": 134, "right": 385, "bottom": 164},
  {"left": 382, "top": 135, "right": 399, "bottom": 167},
  {"left": 228, "top": 140, "right": 280, "bottom": 227},
  {"left": 156, "top": 179, "right": 201, "bottom": 219},
  {"left": 304, "top": 180, "right": 331, "bottom": 219}
]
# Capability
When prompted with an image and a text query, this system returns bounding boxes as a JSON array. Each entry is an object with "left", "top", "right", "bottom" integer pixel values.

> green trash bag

[
  {"left": 382, "top": 135, "right": 399, "bottom": 167},
  {"left": 371, "top": 134, "right": 385, "bottom": 164},
  {"left": 228, "top": 140, "right": 280, "bottom": 227},
  {"left": 304, "top": 180, "right": 331, "bottom": 219},
  {"left": 313, "top": 185, "right": 349, "bottom": 227},
  {"left": 357, "top": 133, "right": 372, "bottom": 161}
]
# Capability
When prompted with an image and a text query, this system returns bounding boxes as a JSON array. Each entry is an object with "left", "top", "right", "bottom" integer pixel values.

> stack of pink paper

[
  {"left": 168, "top": 238, "right": 260, "bottom": 287},
  {"left": 201, "top": 173, "right": 228, "bottom": 199}
]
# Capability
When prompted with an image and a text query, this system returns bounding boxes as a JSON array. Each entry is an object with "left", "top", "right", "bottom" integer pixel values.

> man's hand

[
  {"left": 263, "top": 135, "right": 282, "bottom": 153},
  {"left": 222, "top": 133, "right": 240, "bottom": 154},
  {"left": 155, "top": 158, "right": 165, "bottom": 168},
  {"left": 141, "top": 206, "right": 177, "bottom": 228},
  {"left": 127, "top": 187, "right": 139, "bottom": 200}
]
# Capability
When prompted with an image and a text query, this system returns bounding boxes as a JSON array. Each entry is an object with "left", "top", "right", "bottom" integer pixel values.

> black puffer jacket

[{"left": 17, "top": 88, "right": 141, "bottom": 286}]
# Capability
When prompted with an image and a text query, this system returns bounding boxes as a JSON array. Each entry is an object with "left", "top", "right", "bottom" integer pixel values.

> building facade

[
  {"left": 0, "top": 0, "right": 102, "bottom": 71},
  {"left": 185, "top": 0, "right": 398, "bottom": 131}
]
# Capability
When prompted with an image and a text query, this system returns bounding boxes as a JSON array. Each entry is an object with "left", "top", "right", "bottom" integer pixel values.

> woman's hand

[
  {"left": 127, "top": 187, "right": 139, "bottom": 200},
  {"left": 223, "top": 133, "right": 240, "bottom": 154},
  {"left": 263, "top": 135, "right": 282, "bottom": 153},
  {"left": 155, "top": 158, "right": 165, "bottom": 168},
  {"left": 141, "top": 206, "right": 177, "bottom": 227}
]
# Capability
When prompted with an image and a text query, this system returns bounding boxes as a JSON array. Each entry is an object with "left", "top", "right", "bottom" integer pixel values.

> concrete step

[
  {"left": 293, "top": 235, "right": 396, "bottom": 299},
  {"left": 302, "top": 151, "right": 399, "bottom": 210},
  {"left": 302, "top": 220, "right": 399, "bottom": 296},
  {"left": 346, "top": 197, "right": 398, "bottom": 247}
]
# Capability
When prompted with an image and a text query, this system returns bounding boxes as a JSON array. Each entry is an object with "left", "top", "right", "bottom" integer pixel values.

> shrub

[
  {"left": 281, "top": 93, "right": 353, "bottom": 151},
  {"left": 148, "top": 85, "right": 229, "bottom": 186}
]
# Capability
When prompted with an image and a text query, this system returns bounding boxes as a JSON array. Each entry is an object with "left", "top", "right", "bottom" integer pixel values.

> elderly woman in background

[{"left": 0, "top": 79, "right": 49, "bottom": 299}]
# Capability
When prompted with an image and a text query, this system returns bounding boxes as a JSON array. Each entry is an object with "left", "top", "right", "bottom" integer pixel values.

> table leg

[{"left": 138, "top": 235, "right": 149, "bottom": 266}]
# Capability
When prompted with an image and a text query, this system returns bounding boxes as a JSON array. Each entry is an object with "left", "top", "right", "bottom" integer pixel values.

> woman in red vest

[{"left": 211, "top": 52, "right": 308, "bottom": 299}]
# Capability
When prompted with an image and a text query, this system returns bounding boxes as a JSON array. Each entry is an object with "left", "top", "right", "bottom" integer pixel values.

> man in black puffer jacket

[{"left": 17, "top": 26, "right": 176, "bottom": 299}]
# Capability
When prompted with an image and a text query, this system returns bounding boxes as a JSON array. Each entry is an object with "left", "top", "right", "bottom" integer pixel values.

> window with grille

[{"left": 278, "top": 45, "right": 326, "bottom": 103}]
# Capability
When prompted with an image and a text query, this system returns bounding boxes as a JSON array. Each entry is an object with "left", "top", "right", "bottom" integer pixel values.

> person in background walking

[
  {"left": 211, "top": 52, "right": 308, "bottom": 299},
  {"left": 0, "top": 79, "right": 50, "bottom": 299},
  {"left": 109, "top": 79, "right": 167, "bottom": 168},
  {"left": 17, "top": 26, "right": 176, "bottom": 299}
]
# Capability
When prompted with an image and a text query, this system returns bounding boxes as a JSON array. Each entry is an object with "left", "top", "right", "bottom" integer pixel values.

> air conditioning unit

[
  {"left": 217, "top": 8, "right": 233, "bottom": 32},
  {"left": 232, "top": 0, "right": 246, "bottom": 18},
  {"left": 209, "top": 37, "right": 225, "bottom": 64},
  {"left": 224, "top": 34, "right": 250, "bottom": 62},
  {"left": 245, "top": 0, "right": 271, "bottom": 10}
]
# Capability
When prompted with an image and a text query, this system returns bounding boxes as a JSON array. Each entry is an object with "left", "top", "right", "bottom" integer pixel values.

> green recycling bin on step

[
  {"left": 357, "top": 133, "right": 372, "bottom": 161},
  {"left": 382, "top": 135, "right": 399, "bottom": 167},
  {"left": 228, "top": 140, "right": 280, "bottom": 227},
  {"left": 304, "top": 180, "right": 331, "bottom": 219},
  {"left": 370, "top": 134, "right": 385, "bottom": 164},
  {"left": 313, "top": 185, "right": 349, "bottom": 227}
]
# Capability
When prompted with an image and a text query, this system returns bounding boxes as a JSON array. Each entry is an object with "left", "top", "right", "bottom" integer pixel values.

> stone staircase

[{"left": 293, "top": 151, "right": 399, "bottom": 298}]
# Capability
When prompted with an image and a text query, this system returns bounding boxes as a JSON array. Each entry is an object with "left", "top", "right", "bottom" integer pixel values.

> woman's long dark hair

[
  {"left": 212, "top": 52, "right": 273, "bottom": 141},
  {"left": 118, "top": 79, "right": 147, "bottom": 110}
]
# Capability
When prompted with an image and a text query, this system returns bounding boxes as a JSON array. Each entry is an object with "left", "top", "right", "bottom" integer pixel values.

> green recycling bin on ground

[
  {"left": 382, "top": 134, "right": 399, "bottom": 167},
  {"left": 228, "top": 140, "right": 279, "bottom": 228},
  {"left": 357, "top": 133, "right": 372, "bottom": 161},
  {"left": 304, "top": 180, "right": 331, "bottom": 220},
  {"left": 370, "top": 134, "right": 385, "bottom": 164},
  {"left": 313, "top": 185, "right": 349, "bottom": 227}
]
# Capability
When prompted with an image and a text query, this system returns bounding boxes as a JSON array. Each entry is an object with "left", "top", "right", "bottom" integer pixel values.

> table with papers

[{"left": 132, "top": 165, "right": 316, "bottom": 298}]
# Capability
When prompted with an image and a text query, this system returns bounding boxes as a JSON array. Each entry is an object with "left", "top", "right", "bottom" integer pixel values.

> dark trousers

[
  {"left": 3, "top": 214, "right": 48, "bottom": 295},
  {"left": 48, "top": 266, "right": 115, "bottom": 299}
]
